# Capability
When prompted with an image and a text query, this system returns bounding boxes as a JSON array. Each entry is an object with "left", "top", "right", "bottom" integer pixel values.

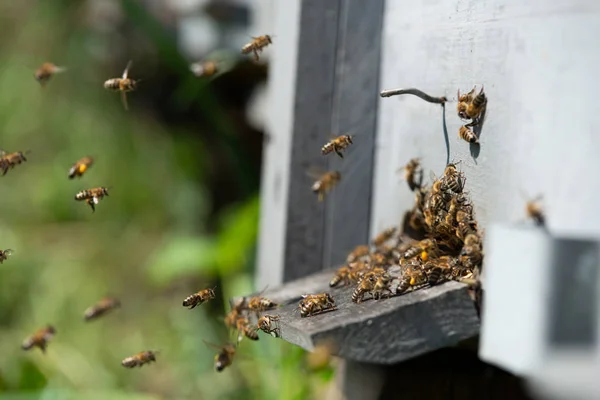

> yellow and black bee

[
  {"left": 121, "top": 350, "right": 158, "bottom": 368},
  {"left": 0, "top": 150, "right": 30, "bottom": 176},
  {"left": 22, "top": 325, "right": 56, "bottom": 353},
  {"left": 83, "top": 297, "right": 121, "bottom": 321},
  {"left": 241, "top": 35, "right": 273, "bottom": 61},
  {"left": 190, "top": 60, "right": 219, "bottom": 78},
  {"left": 104, "top": 60, "right": 139, "bottom": 110},
  {"left": 182, "top": 287, "right": 216, "bottom": 309},
  {"left": 203, "top": 340, "right": 237, "bottom": 372},
  {"left": 68, "top": 156, "right": 94, "bottom": 179},
  {"left": 74, "top": 187, "right": 110, "bottom": 212},
  {"left": 321, "top": 135, "right": 353, "bottom": 158},
  {"left": 34, "top": 62, "right": 67, "bottom": 87}
]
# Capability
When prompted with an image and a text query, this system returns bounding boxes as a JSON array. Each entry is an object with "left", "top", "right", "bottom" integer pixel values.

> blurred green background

[{"left": 0, "top": 1, "right": 334, "bottom": 399}]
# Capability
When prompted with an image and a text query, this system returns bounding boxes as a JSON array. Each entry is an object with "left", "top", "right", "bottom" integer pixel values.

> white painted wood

[
  {"left": 372, "top": 0, "right": 600, "bottom": 240},
  {"left": 255, "top": 0, "right": 300, "bottom": 288}
]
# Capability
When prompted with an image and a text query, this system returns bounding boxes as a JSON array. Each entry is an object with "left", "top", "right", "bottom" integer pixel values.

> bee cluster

[
  {"left": 8, "top": 35, "right": 277, "bottom": 374},
  {"left": 329, "top": 159, "right": 484, "bottom": 309}
]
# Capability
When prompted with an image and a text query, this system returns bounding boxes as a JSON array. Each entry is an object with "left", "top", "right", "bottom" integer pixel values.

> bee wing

[
  {"left": 3, "top": 249, "right": 14, "bottom": 256},
  {"left": 122, "top": 60, "right": 132, "bottom": 79},
  {"left": 121, "top": 91, "right": 129, "bottom": 111},
  {"left": 306, "top": 166, "right": 327, "bottom": 180},
  {"left": 202, "top": 339, "right": 225, "bottom": 351}
]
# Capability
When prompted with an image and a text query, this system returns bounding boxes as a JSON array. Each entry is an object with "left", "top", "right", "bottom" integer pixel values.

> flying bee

[
  {"left": 74, "top": 187, "right": 110, "bottom": 212},
  {"left": 22, "top": 325, "right": 56, "bottom": 353},
  {"left": 189, "top": 60, "right": 219, "bottom": 78},
  {"left": 235, "top": 316, "right": 259, "bottom": 342},
  {"left": 346, "top": 244, "right": 370, "bottom": 263},
  {"left": 241, "top": 35, "right": 273, "bottom": 61},
  {"left": 351, "top": 272, "right": 377, "bottom": 303},
  {"left": 83, "top": 296, "right": 121, "bottom": 321},
  {"left": 311, "top": 171, "right": 341, "bottom": 202},
  {"left": 299, "top": 293, "right": 336, "bottom": 317},
  {"left": 183, "top": 287, "right": 216, "bottom": 309},
  {"left": 525, "top": 196, "right": 545, "bottom": 227},
  {"left": 0, "top": 150, "right": 31, "bottom": 176},
  {"left": 103, "top": 60, "right": 139, "bottom": 111},
  {"left": 257, "top": 314, "right": 281, "bottom": 337},
  {"left": 121, "top": 350, "right": 158, "bottom": 368},
  {"left": 68, "top": 156, "right": 94, "bottom": 179},
  {"left": 398, "top": 158, "right": 423, "bottom": 192},
  {"left": 34, "top": 62, "right": 67, "bottom": 87},
  {"left": 203, "top": 340, "right": 237, "bottom": 372},
  {"left": 321, "top": 134, "right": 353, "bottom": 159},
  {"left": 396, "top": 266, "right": 428, "bottom": 294},
  {"left": 371, "top": 227, "right": 397, "bottom": 248},
  {"left": 0, "top": 249, "right": 13, "bottom": 264},
  {"left": 458, "top": 125, "right": 479, "bottom": 144},
  {"left": 247, "top": 288, "right": 277, "bottom": 316}
]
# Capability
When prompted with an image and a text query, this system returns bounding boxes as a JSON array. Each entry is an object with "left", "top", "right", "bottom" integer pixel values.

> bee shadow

[
  {"left": 441, "top": 104, "right": 450, "bottom": 165},
  {"left": 469, "top": 106, "right": 487, "bottom": 162}
]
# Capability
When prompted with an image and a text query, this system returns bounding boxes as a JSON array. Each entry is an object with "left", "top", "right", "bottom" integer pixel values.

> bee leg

[
  {"left": 335, "top": 149, "right": 344, "bottom": 159},
  {"left": 253, "top": 50, "right": 260, "bottom": 62},
  {"left": 121, "top": 91, "right": 129, "bottom": 111}
]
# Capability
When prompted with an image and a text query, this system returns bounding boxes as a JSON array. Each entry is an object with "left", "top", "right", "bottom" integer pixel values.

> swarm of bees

[
  {"left": 456, "top": 85, "right": 487, "bottom": 144},
  {"left": 329, "top": 159, "right": 484, "bottom": 309}
]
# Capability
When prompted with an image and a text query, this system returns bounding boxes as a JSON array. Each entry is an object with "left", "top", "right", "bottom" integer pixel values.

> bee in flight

[
  {"left": 0, "top": 248, "right": 13, "bottom": 264},
  {"left": 310, "top": 170, "right": 342, "bottom": 202},
  {"left": 321, "top": 135, "right": 353, "bottom": 159},
  {"left": 68, "top": 156, "right": 94, "bottom": 179},
  {"left": 121, "top": 350, "right": 159, "bottom": 368},
  {"left": 22, "top": 325, "right": 56, "bottom": 353},
  {"left": 183, "top": 287, "right": 216, "bottom": 309},
  {"left": 247, "top": 289, "right": 277, "bottom": 316},
  {"left": 34, "top": 62, "right": 67, "bottom": 87},
  {"left": 83, "top": 297, "right": 121, "bottom": 322},
  {"left": 104, "top": 60, "right": 139, "bottom": 111},
  {"left": 203, "top": 340, "right": 237, "bottom": 372},
  {"left": 0, "top": 150, "right": 31, "bottom": 176},
  {"left": 241, "top": 35, "right": 273, "bottom": 61},
  {"left": 74, "top": 187, "right": 110, "bottom": 212},
  {"left": 190, "top": 60, "right": 219, "bottom": 78}
]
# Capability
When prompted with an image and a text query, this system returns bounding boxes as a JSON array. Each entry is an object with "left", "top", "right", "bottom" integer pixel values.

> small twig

[{"left": 379, "top": 88, "right": 447, "bottom": 104}]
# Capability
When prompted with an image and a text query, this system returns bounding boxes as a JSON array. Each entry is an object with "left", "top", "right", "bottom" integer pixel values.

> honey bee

[
  {"left": 525, "top": 196, "right": 545, "bottom": 226},
  {"left": 371, "top": 227, "right": 397, "bottom": 248},
  {"left": 369, "top": 252, "right": 388, "bottom": 268},
  {"left": 371, "top": 273, "right": 393, "bottom": 300},
  {"left": 397, "top": 266, "right": 428, "bottom": 294},
  {"left": 346, "top": 244, "right": 370, "bottom": 263},
  {"left": 351, "top": 272, "right": 377, "bottom": 303},
  {"left": 257, "top": 314, "right": 281, "bottom": 337},
  {"left": 121, "top": 350, "right": 158, "bottom": 368},
  {"left": 83, "top": 296, "right": 121, "bottom": 321},
  {"left": 74, "top": 187, "right": 110, "bottom": 212},
  {"left": 103, "top": 60, "right": 139, "bottom": 111},
  {"left": 183, "top": 287, "right": 216, "bottom": 309},
  {"left": 241, "top": 35, "right": 273, "bottom": 61},
  {"left": 403, "top": 238, "right": 436, "bottom": 260},
  {"left": 235, "top": 316, "right": 259, "bottom": 341},
  {"left": 456, "top": 210, "right": 477, "bottom": 240},
  {"left": 0, "top": 150, "right": 30, "bottom": 176},
  {"left": 329, "top": 265, "right": 351, "bottom": 287},
  {"left": 247, "top": 289, "right": 277, "bottom": 316},
  {"left": 311, "top": 171, "right": 341, "bottom": 202},
  {"left": 321, "top": 135, "right": 353, "bottom": 158},
  {"left": 299, "top": 293, "right": 336, "bottom": 317},
  {"left": 34, "top": 62, "right": 67, "bottom": 87},
  {"left": 68, "top": 156, "right": 94, "bottom": 179},
  {"left": 457, "top": 86, "right": 476, "bottom": 105},
  {"left": 203, "top": 340, "right": 237, "bottom": 372},
  {"left": 399, "top": 158, "right": 423, "bottom": 192},
  {"left": 0, "top": 248, "right": 13, "bottom": 264},
  {"left": 22, "top": 325, "right": 56, "bottom": 353},
  {"left": 461, "top": 85, "right": 487, "bottom": 126},
  {"left": 189, "top": 60, "right": 219, "bottom": 78},
  {"left": 460, "top": 244, "right": 483, "bottom": 269},
  {"left": 458, "top": 125, "right": 479, "bottom": 144},
  {"left": 442, "top": 163, "right": 464, "bottom": 193},
  {"left": 425, "top": 260, "right": 452, "bottom": 286}
]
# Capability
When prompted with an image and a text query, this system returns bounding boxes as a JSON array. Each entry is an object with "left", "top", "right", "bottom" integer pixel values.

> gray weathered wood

[
  {"left": 249, "top": 274, "right": 480, "bottom": 365},
  {"left": 284, "top": 0, "right": 341, "bottom": 282},
  {"left": 323, "top": 0, "right": 384, "bottom": 269}
]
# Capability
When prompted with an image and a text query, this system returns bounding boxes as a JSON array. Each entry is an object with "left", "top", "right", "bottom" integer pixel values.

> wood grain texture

[
  {"left": 245, "top": 273, "right": 480, "bottom": 365},
  {"left": 284, "top": 0, "right": 341, "bottom": 282},
  {"left": 323, "top": 0, "right": 384, "bottom": 270}
]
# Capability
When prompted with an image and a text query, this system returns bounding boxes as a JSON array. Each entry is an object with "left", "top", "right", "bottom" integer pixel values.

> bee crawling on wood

[
  {"left": 298, "top": 293, "right": 336, "bottom": 317},
  {"left": 0, "top": 248, "right": 14, "bottom": 264},
  {"left": 74, "top": 187, "right": 110, "bottom": 212},
  {"left": 398, "top": 158, "right": 424, "bottom": 192},
  {"left": 68, "top": 156, "right": 94, "bottom": 179},
  {"left": 321, "top": 134, "right": 353, "bottom": 159},
  {"left": 396, "top": 265, "right": 428, "bottom": 295},
  {"left": 22, "top": 325, "right": 56, "bottom": 353},
  {"left": 203, "top": 340, "right": 237, "bottom": 372},
  {"left": 121, "top": 350, "right": 159, "bottom": 368},
  {"left": 183, "top": 287, "right": 216, "bottom": 309},
  {"left": 346, "top": 244, "right": 370, "bottom": 263},
  {"left": 371, "top": 272, "right": 393, "bottom": 300},
  {"left": 241, "top": 35, "right": 273, "bottom": 61},
  {"left": 84, "top": 296, "right": 121, "bottom": 321},
  {"left": 104, "top": 60, "right": 139, "bottom": 111},
  {"left": 257, "top": 314, "right": 281, "bottom": 337},
  {"left": 351, "top": 272, "right": 377, "bottom": 304},
  {"left": 310, "top": 170, "right": 342, "bottom": 202},
  {"left": 34, "top": 62, "right": 67, "bottom": 87},
  {"left": 0, "top": 150, "right": 31, "bottom": 176}
]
